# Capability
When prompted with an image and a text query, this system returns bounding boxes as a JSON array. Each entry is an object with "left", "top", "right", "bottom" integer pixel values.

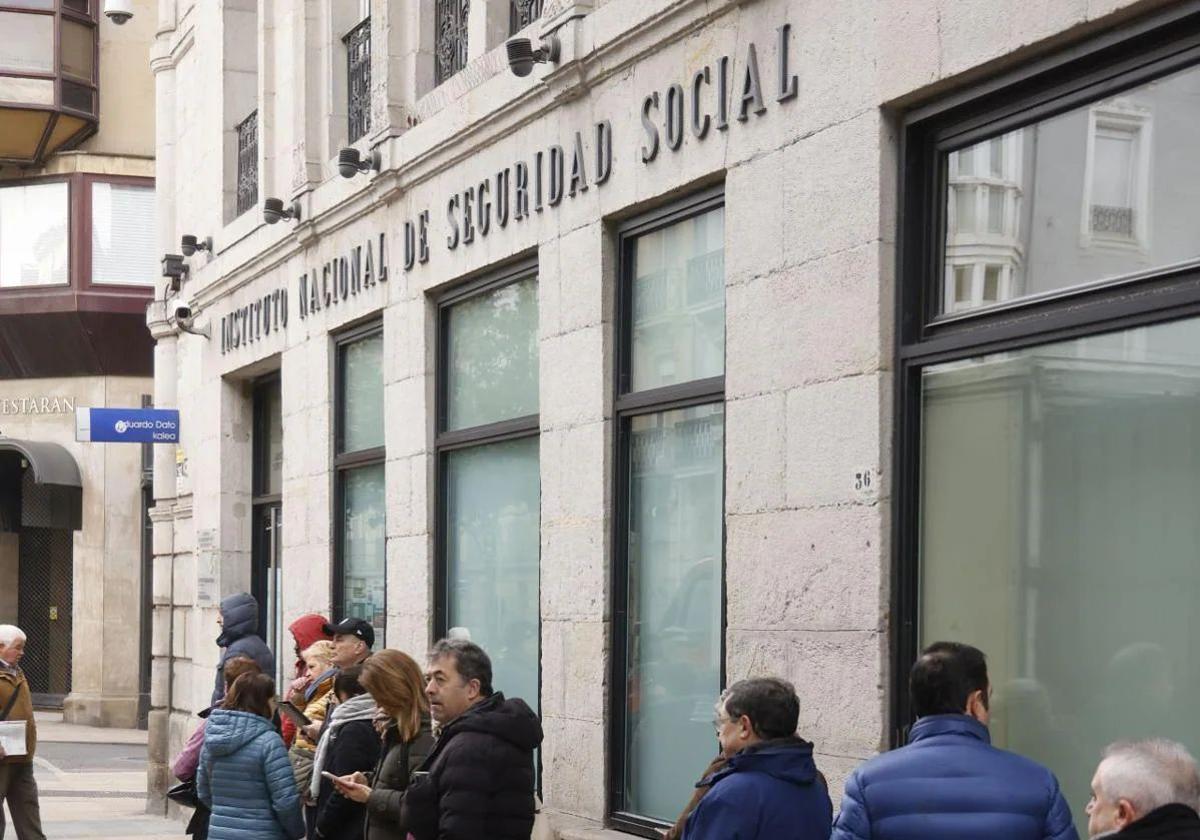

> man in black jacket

[
  {"left": 1086, "top": 739, "right": 1200, "bottom": 839},
  {"left": 402, "top": 638, "right": 542, "bottom": 840}
]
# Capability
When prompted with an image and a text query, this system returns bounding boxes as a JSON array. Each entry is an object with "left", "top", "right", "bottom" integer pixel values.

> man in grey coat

[{"left": 211, "top": 593, "right": 275, "bottom": 706}]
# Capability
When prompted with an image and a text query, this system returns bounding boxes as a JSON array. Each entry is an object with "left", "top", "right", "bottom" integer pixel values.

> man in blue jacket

[
  {"left": 682, "top": 677, "right": 832, "bottom": 840},
  {"left": 832, "top": 641, "right": 1079, "bottom": 840}
]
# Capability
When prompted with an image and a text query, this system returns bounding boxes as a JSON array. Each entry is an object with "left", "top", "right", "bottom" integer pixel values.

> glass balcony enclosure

[{"left": 0, "top": 1, "right": 98, "bottom": 165}]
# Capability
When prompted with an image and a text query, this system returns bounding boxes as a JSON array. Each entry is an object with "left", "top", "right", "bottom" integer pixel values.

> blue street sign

[{"left": 75, "top": 407, "right": 180, "bottom": 444}]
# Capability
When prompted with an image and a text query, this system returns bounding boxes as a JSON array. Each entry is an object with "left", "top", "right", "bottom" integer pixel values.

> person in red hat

[{"left": 280, "top": 614, "right": 332, "bottom": 748}]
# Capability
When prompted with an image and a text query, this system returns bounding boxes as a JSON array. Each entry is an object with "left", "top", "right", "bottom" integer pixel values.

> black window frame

[
  {"left": 432, "top": 256, "right": 541, "bottom": 643},
  {"left": 892, "top": 1, "right": 1200, "bottom": 746},
  {"left": 332, "top": 319, "right": 387, "bottom": 638},
  {"left": 250, "top": 373, "right": 283, "bottom": 662},
  {"left": 608, "top": 185, "right": 727, "bottom": 837}
]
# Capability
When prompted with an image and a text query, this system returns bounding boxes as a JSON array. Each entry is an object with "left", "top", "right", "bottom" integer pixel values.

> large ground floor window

[{"left": 919, "top": 319, "right": 1200, "bottom": 831}]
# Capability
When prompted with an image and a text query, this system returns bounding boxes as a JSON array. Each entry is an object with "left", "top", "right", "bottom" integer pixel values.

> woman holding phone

[
  {"left": 308, "top": 665, "right": 380, "bottom": 840},
  {"left": 328, "top": 648, "right": 434, "bottom": 840},
  {"left": 196, "top": 673, "right": 305, "bottom": 840}
]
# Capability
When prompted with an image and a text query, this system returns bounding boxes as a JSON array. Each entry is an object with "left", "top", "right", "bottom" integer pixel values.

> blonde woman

[
  {"left": 328, "top": 648, "right": 434, "bottom": 840},
  {"left": 287, "top": 639, "right": 337, "bottom": 793}
]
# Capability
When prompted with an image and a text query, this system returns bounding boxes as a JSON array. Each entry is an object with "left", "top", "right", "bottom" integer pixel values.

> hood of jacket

[
  {"left": 203, "top": 708, "right": 275, "bottom": 758},
  {"left": 445, "top": 692, "right": 543, "bottom": 752},
  {"left": 288, "top": 614, "right": 331, "bottom": 658},
  {"left": 216, "top": 593, "right": 259, "bottom": 647},
  {"left": 908, "top": 713, "right": 991, "bottom": 746},
  {"left": 702, "top": 737, "right": 820, "bottom": 789}
]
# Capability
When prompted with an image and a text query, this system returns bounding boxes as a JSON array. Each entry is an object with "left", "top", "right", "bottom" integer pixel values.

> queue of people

[{"left": 163, "top": 595, "right": 1200, "bottom": 840}]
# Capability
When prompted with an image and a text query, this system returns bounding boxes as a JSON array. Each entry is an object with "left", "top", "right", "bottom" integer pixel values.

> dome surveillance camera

[
  {"left": 263, "top": 197, "right": 301, "bottom": 224},
  {"left": 338, "top": 148, "right": 381, "bottom": 179},
  {"left": 171, "top": 295, "right": 194, "bottom": 326},
  {"left": 506, "top": 35, "right": 560, "bottom": 78},
  {"left": 104, "top": 0, "right": 134, "bottom": 24}
]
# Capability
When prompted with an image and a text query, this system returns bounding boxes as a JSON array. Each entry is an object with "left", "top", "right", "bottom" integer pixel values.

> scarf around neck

[{"left": 310, "top": 692, "right": 379, "bottom": 798}]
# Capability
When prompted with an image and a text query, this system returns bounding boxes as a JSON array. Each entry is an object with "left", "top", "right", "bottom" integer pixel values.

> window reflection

[
  {"left": 341, "top": 463, "right": 386, "bottom": 645},
  {"left": 624, "top": 404, "right": 724, "bottom": 821},
  {"left": 0, "top": 182, "right": 69, "bottom": 288},
  {"left": 942, "top": 64, "right": 1200, "bottom": 314},
  {"left": 339, "top": 332, "right": 384, "bottom": 453},
  {"left": 921, "top": 317, "right": 1200, "bottom": 835}
]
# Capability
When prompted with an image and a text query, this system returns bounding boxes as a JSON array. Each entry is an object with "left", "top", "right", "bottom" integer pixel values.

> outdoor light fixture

[
  {"left": 180, "top": 235, "right": 213, "bottom": 257},
  {"left": 161, "top": 253, "right": 188, "bottom": 292},
  {"left": 338, "top": 148, "right": 381, "bottom": 179},
  {"left": 263, "top": 198, "right": 302, "bottom": 225},
  {"left": 505, "top": 35, "right": 561, "bottom": 78}
]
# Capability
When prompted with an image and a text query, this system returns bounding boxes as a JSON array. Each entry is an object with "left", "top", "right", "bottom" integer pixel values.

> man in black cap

[
  {"left": 302, "top": 619, "right": 375, "bottom": 743},
  {"left": 324, "top": 618, "right": 374, "bottom": 671}
]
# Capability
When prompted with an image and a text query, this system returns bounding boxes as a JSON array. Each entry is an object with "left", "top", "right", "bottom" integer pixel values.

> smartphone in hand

[{"left": 278, "top": 701, "right": 312, "bottom": 727}]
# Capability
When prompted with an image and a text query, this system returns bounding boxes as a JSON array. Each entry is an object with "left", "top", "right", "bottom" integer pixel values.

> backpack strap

[{"left": 0, "top": 677, "right": 23, "bottom": 722}]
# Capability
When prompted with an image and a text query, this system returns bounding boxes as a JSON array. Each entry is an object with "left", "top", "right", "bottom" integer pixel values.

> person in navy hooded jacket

[
  {"left": 680, "top": 677, "right": 832, "bottom": 840},
  {"left": 832, "top": 641, "right": 1079, "bottom": 840}
]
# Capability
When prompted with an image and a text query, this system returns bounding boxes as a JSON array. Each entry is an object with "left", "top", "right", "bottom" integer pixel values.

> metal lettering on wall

[
  {"left": 0, "top": 397, "right": 76, "bottom": 415},
  {"left": 216, "top": 23, "right": 798, "bottom": 356}
]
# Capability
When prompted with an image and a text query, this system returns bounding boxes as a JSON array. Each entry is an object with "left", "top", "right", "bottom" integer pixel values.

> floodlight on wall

[
  {"left": 338, "top": 148, "right": 381, "bottom": 179},
  {"left": 505, "top": 35, "right": 561, "bottom": 78},
  {"left": 263, "top": 198, "right": 302, "bottom": 225},
  {"left": 180, "top": 235, "right": 213, "bottom": 257}
]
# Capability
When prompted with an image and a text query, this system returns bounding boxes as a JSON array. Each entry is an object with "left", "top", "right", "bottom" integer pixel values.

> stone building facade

[
  {"left": 147, "top": 0, "right": 1200, "bottom": 836},
  {"left": 0, "top": 0, "right": 158, "bottom": 728}
]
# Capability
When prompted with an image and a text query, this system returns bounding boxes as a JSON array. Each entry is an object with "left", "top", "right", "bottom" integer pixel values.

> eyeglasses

[{"left": 712, "top": 716, "right": 731, "bottom": 734}]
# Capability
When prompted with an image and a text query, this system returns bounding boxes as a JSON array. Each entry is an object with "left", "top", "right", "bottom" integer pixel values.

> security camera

[
  {"left": 505, "top": 35, "right": 561, "bottom": 78},
  {"left": 338, "top": 148, "right": 381, "bottom": 179},
  {"left": 104, "top": 0, "right": 134, "bottom": 25},
  {"left": 171, "top": 294, "right": 194, "bottom": 326},
  {"left": 263, "top": 197, "right": 302, "bottom": 224}
]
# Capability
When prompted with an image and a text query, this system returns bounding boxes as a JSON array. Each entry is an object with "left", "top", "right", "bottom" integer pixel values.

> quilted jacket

[
  {"left": 197, "top": 708, "right": 305, "bottom": 840},
  {"left": 831, "top": 714, "right": 1078, "bottom": 840}
]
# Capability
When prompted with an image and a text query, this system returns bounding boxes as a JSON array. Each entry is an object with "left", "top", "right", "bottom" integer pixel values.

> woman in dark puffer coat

[
  {"left": 308, "top": 666, "right": 381, "bottom": 840},
  {"left": 197, "top": 673, "right": 305, "bottom": 840},
  {"left": 326, "top": 649, "right": 435, "bottom": 840}
]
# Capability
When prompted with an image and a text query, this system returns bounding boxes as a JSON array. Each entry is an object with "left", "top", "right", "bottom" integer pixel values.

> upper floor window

[
  {"left": 344, "top": 17, "right": 371, "bottom": 144},
  {"left": 434, "top": 0, "right": 469, "bottom": 86},
  {"left": 0, "top": 181, "right": 68, "bottom": 288},
  {"left": 91, "top": 182, "right": 157, "bottom": 286},
  {"left": 509, "top": 0, "right": 544, "bottom": 34},
  {"left": 236, "top": 110, "right": 258, "bottom": 218}
]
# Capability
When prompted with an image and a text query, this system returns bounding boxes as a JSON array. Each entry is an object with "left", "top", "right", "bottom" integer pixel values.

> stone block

[
  {"left": 540, "top": 222, "right": 609, "bottom": 338},
  {"left": 384, "top": 376, "right": 430, "bottom": 458},
  {"left": 726, "top": 628, "right": 886, "bottom": 756},
  {"left": 725, "top": 392, "right": 786, "bottom": 514},
  {"left": 540, "top": 520, "right": 607, "bottom": 622},
  {"left": 541, "top": 716, "right": 607, "bottom": 820},
  {"left": 726, "top": 151, "right": 787, "bottom": 286},
  {"left": 540, "top": 325, "right": 607, "bottom": 430},
  {"left": 785, "top": 373, "right": 890, "bottom": 508},
  {"left": 540, "top": 421, "right": 608, "bottom": 524},
  {"left": 726, "top": 242, "right": 885, "bottom": 399},
  {"left": 781, "top": 111, "right": 885, "bottom": 266},
  {"left": 540, "top": 619, "right": 608, "bottom": 721},
  {"left": 726, "top": 505, "right": 887, "bottom": 633},
  {"left": 876, "top": 0, "right": 941, "bottom": 103}
]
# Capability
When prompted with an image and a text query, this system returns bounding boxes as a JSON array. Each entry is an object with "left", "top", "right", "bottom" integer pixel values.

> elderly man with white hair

[
  {"left": 1087, "top": 739, "right": 1200, "bottom": 839},
  {"left": 0, "top": 624, "right": 45, "bottom": 840}
]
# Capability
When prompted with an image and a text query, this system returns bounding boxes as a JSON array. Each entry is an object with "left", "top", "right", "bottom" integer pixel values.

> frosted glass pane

[
  {"left": 630, "top": 207, "right": 724, "bottom": 391},
  {"left": 61, "top": 20, "right": 94, "bottom": 81},
  {"left": 446, "top": 277, "right": 538, "bottom": 430},
  {"left": 445, "top": 437, "right": 540, "bottom": 710},
  {"left": 91, "top": 183, "right": 157, "bottom": 285},
  {"left": 0, "top": 182, "right": 68, "bottom": 288},
  {"left": 623, "top": 403, "right": 723, "bottom": 821},
  {"left": 0, "top": 13, "right": 52, "bottom": 74},
  {"left": 339, "top": 332, "right": 383, "bottom": 452},
  {"left": 942, "top": 62, "right": 1200, "bottom": 315},
  {"left": 920, "top": 318, "right": 1200, "bottom": 837},
  {"left": 340, "top": 463, "right": 385, "bottom": 646}
]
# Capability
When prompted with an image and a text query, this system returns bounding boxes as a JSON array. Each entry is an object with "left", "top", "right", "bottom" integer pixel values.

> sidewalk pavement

[{"left": 2, "top": 712, "right": 188, "bottom": 840}]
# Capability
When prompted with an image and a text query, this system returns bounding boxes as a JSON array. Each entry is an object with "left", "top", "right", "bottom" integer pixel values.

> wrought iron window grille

[
  {"left": 435, "top": 0, "right": 469, "bottom": 85},
  {"left": 236, "top": 110, "right": 259, "bottom": 217},
  {"left": 344, "top": 18, "right": 372, "bottom": 144},
  {"left": 509, "top": 0, "right": 544, "bottom": 35}
]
